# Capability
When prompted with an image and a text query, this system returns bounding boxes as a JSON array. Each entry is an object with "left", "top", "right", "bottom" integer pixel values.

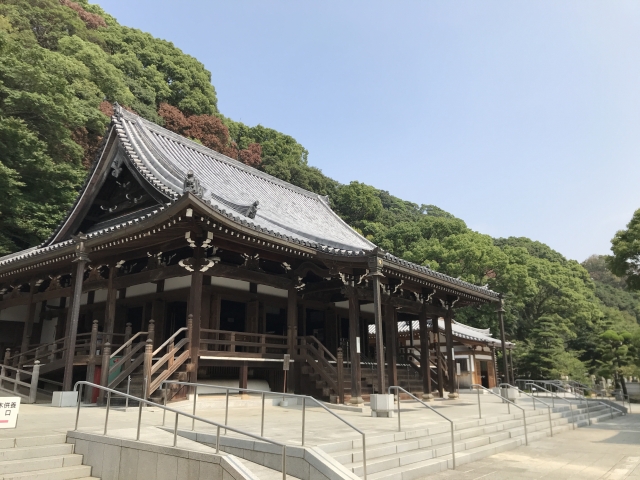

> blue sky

[{"left": 96, "top": 1, "right": 640, "bottom": 262}]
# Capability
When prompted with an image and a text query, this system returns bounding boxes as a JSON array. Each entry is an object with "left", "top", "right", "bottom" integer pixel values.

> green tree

[{"left": 607, "top": 209, "right": 640, "bottom": 290}]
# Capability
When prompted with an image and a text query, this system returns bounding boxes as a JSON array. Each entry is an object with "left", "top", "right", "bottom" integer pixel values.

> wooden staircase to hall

[{"left": 296, "top": 336, "right": 430, "bottom": 403}]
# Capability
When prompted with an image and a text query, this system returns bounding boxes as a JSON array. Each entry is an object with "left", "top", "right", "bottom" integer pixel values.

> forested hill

[{"left": 0, "top": 0, "right": 638, "bottom": 382}]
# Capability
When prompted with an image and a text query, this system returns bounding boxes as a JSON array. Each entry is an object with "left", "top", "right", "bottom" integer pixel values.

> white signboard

[{"left": 0, "top": 397, "right": 20, "bottom": 429}]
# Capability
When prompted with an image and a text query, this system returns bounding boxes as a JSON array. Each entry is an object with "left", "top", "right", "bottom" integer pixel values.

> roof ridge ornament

[{"left": 183, "top": 170, "right": 204, "bottom": 197}]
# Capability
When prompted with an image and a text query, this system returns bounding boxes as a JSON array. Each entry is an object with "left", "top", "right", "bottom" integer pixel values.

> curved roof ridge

[{"left": 120, "top": 108, "right": 330, "bottom": 201}]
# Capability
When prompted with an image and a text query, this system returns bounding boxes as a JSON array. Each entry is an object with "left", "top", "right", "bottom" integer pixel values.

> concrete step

[
  {"left": 0, "top": 454, "right": 83, "bottom": 475},
  {"left": 323, "top": 402, "right": 612, "bottom": 479},
  {"left": 0, "top": 443, "right": 74, "bottom": 461},
  {"left": 0, "top": 465, "right": 94, "bottom": 480},
  {"left": 0, "top": 435, "right": 94, "bottom": 480}
]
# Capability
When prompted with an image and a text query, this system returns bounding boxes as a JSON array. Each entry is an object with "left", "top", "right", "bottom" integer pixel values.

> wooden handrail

[
  {"left": 110, "top": 331, "right": 148, "bottom": 358},
  {"left": 201, "top": 328, "right": 287, "bottom": 341},
  {"left": 153, "top": 327, "right": 188, "bottom": 356}
]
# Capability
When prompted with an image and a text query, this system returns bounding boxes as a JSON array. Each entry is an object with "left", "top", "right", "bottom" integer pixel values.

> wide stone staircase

[
  {"left": 0, "top": 433, "right": 97, "bottom": 480},
  {"left": 318, "top": 401, "right": 621, "bottom": 480}
]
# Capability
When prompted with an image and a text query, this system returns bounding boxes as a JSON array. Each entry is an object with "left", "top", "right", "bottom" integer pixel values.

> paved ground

[
  {"left": 429, "top": 413, "right": 640, "bottom": 480},
  {"left": 1, "top": 390, "right": 637, "bottom": 479}
]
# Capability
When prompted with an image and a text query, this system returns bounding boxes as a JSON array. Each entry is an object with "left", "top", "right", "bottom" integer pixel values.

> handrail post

[
  {"left": 29, "top": 360, "right": 40, "bottom": 404},
  {"left": 163, "top": 383, "right": 168, "bottom": 426},
  {"left": 362, "top": 434, "right": 367, "bottom": 480},
  {"left": 224, "top": 388, "right": 229, "bottom": 434},
  {"left": 14, "top": 371, "right": 19, "bottom": 393},
  {"left": 104, "top": 391, "right": 111, "bottom": 435},
  {"left": 136, "top": 384, "right": 144, "bottom": 440},
  {"left": 548, "top": 406, "right": 553, "bottom": 437},
  {"left": 191, "top": 385, "right": 198, "bottom": 431},
  {"left": 98, "top": 343, "right": 111, "bottom": 405},
  {"left": 174, "top": 412, "right": 179, "bottom": 447},
  {"left": 261, "top": 392, "right": 265, "bottom": 437},
  {"left": 143, "top": 339, "right": 153, "bottom": 400},
  {"left": 477, "top": 386, "right": 482, "bottom": 419},
  {"left": 586, "top": 397, "right": 590, "bottom": 425},
  {"left": 522, "top": 410, "right": 528, "bottom": 445},
  {"left": 450, "top": 421, "right": 456, "bottom": 469},
  {"left": 395, "top": 387, "right": 401, "bottom": 432},
  {"left": 282, "top": 445, "right": 287, "bottom": 480},
  {"left": 75, "top": 384, "right": 83, "bottom": 430},
  {"left": 301, "top": 397, "right": 306, "bottom": 446}
]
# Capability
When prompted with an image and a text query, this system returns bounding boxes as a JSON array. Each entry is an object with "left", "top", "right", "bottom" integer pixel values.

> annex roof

[{"left": 371, "top": 318, "right": 513, "bottom": 347}]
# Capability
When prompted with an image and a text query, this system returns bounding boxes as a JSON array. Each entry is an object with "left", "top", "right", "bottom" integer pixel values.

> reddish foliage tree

[
  {"left": 59, "top": 0, "right": 107, "bottom": 29},
  {"left": 184, "top": 114, "right": 236, "bottom": 158},
  {"left": 99, "top": 101, "right": 114, "bottom": 118},
  {"left": 158, "top": 103, "right": 189, "bottom": 133},
  {"left": 238, "top": 143, "right": 262, "bottom": 167},
  {"left": 158, "top": 103, "right": 248, "bottom": 160}
]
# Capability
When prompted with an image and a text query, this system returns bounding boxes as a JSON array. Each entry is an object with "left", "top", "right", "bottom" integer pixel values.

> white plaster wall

[
  {"left": 164, "top": 276, "right": 191, "bottom": 291},
  {"left": 210, "top": 277, "right": 249, "bottom": 291},
  {"left": 257, "top": 285, "right": 287, "bottom": 298},
  {"left": 126, "top": 283, "right": 157, "bottom": 297},
  {"left": 94, "top": 289, "right": 108, "bottom": 303},
  {"left": 0, "top": 305, "right": 28, "bottom": 322}
]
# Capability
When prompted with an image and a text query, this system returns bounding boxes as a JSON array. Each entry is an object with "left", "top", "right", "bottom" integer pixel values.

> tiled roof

[
  {"left": 0, "top": 106, "right": 500, "bottom": 301},
  {"left": 115, "top": 107, "right": 376, "bottom": 253}
]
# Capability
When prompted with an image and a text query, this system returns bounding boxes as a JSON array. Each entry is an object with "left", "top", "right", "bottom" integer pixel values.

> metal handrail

[
  {"left": 110, "top": 331, "right": 148, "bottom": 358},
  {"left": 551, "top": 383, "right": 623, "bottom": 419},
  {"left": 161, "top": 380, "right": 367, "bottom": 480},
  {"left": 389, "top": 386, "right": 456, "bottom": 469},
  {"left": 73, "top": 381, "right": 287, "bottom": 480},
  {"left": 153, "top": 327, "right": 188, "bottom": 356},
  {"left": 471, "top": 384, "right": 528, "bottom": 445},
  {"left": 499, "top": 384, "right": 553, "bottom": 437},
  {"left": 524, "top": 383, "right": 576, "bottom": 429}
]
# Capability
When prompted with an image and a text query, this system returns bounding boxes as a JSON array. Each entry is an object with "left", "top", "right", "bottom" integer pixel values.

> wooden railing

[
  {"left": 296, "top": 336, "right": 340, "bottom": 397},
  {"left": 4, "top": 330, "right": 127, "bottom": 373},
  {"left": 0, "top": 362, "right": 41, "bottom": 403},
  {"left": 200, "top": 329, "right": 288, "bottom": 355},
  {"left": 148, "top": 316, "right": 192, "bottom": 395},
  {"left": 97, "top": 322, "right": 154, "bottom": 404}
]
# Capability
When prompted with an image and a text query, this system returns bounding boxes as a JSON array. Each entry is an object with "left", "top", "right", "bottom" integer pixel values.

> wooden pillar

[
  {"left": 369, "top": 256, "right": 386, "bottom": 394},
  {"left": 103, "top": 264, "right": 117, "bottom": 343},
  {"left": 210, "top": 292, "right": 221, "bottom": 352},
  {"left": 200, "top": 285, "right": 211, "bottom": 351},
  {"left": 348, "top": 292, "right": 363, "bottom": 404},
  {"left": 239, "top": 362, "right": 249, "bottom": 399},
  {"left": 419, "top": 305, "right": 433, "bottom": 400},
  {"left": 62, "top": 236, "right": 89, "bottom": 391},
  {"left": 188, "top": 247, "right": 204, "bottom": 382},
  {"left": 286, "top": 287, "right": 297, "bottom": 392},
  {"left": 151, "top": 280, "right": 165, "bottom": 343},
  {"left": 19, "top": 281, "right": 38, "bottom": 366},
  {"left": 385, "top": 305, "right": 398, "bottom": 388},
  {"left": 287, "top": 287, "right": 297, "bottom": 353},
  {"left": 433, "top": 317, "right": 444, "bottom": 398},
  {"left": 84, "top": 319, "right": 99, "bottom": 402},
  {"left": 444, "top": 305, "right": 457, "bottom": 398},
  {"left": 497, "top": 297, "right": 509, "bottom": 385}
]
